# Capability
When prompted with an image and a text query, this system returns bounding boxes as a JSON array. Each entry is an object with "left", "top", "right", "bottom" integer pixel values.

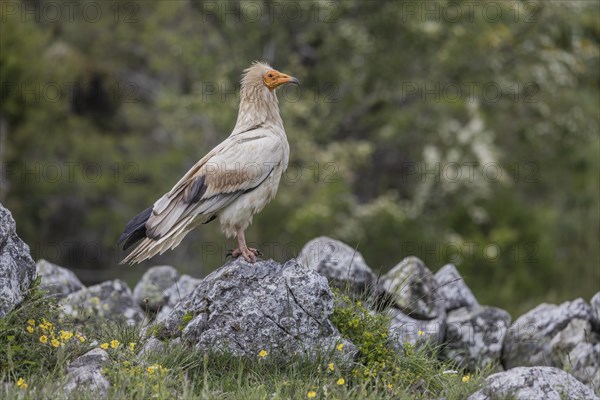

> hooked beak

[
  {"left": 276, "top": 74, "right": 300, "bottom": 87},
  {"left": 287, "top": 76, "right": 300, "bottom": 85}
]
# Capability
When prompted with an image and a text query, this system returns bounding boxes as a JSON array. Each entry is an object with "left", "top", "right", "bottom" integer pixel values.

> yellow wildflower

[
  {"left": 147, "top": 364, "right": 168, "bottom": 375},
  {"left": 76, "top": 334, "right": 86, "bottom": 343},
  {"left": 100, "top": 343, "right": 109, "bottom": 350},
  {"left": 336, "top": 378, "right": 345, "bottom": 385},
  {"left": 26, "top": 326, "right": 34, "bottom": 333},
  {"left": 16, "top": 378, "right": 27, "bottom": 389},
  {"left": 60, "top": 330, "right": 73, "bottom": 341},
  {"left": 39, "top": 319, "right": 53, "bottom": 331},
  {"left": 387, "top": 382, "right": 393, "bottom": 389},
  {"left": 258, "top": 349, "right": 268, "bottom": 358},
  {"left": 328, "top": 363, "right": 334, "bottom": 371},
  {"left": 39, "top": 335, "right": 48, "bottom": 344},
  {"left": 129, "top": 342, "right": 136, "bottom": 352},
  {"left": 307, "top": 391, "right": 317, "bottom": 398},
  {"left": 417, "top": 330, "right": 424, "bottom": 336},
  {"left": 110, "top": 339, "right": 120, "bottom": 349},
  {"left": 462, "top": 374, "right": 471, "bottom": 383},
  {"left": 51, "top": 338, "right": 60, "bottom": 348},
  {"left": 336, "top": 343, "right": 344, "bottom": 351},
  {"left": 27, "top": 319, "right": 35, "bottom": 326}
]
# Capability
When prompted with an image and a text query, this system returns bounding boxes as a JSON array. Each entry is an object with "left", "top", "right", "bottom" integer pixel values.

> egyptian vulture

[{"left": 118, "top": 62, "right": 298, "bottom": 264}]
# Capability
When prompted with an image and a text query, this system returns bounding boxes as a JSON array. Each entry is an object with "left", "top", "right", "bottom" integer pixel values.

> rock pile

[
  {"left": 0, "top": 205, "right": 598, "bottom": 398},
  {"left": 298, "top": 236, "right": 600, "bottom": 397}
]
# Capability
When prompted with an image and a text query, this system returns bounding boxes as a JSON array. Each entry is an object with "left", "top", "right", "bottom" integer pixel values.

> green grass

[{"left": 0, "top": 282, "right": 488, "bottom": 399}]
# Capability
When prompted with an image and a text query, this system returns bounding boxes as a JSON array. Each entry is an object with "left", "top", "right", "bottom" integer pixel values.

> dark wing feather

[
  {"left": 118, "top": 206, "right": 153, "bottom": 250},
  {"left": 184, "top": 175, "right": 207, "bottom": 203}
]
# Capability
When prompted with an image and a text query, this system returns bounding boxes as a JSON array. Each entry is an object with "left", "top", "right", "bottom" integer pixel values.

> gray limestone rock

[
  {"left": 64, "top": 348, "right": 111, "bottom": 398},
  {"left": 0, "top": 204, "right": 36, "bottom": 317},
  {"left": 550, "top": 318, "right": 594, "bottom": 355},
  {"left": 61, "top": 279, "right": 145, "bottom": 325},
  {"left": 591, "top": 292, "right": 600, "bottom": 333},
  {"left": 133, "top": 265, "right": 180, "bottom": 311},
  {"left": 387, "top": 306, "right": 446, "bottom": 347},
  {"left": 550, "top": 319, "right": 600, "bottom": 390},
  {"left": 467, "top": 366, "right": 598, "bottom": 400},
  {"left": 298, "top": 236, "right": 376, "bottom": 296},
  {"left": 156, "top": 274, "right": 203, "bottom": 321},
  {"left": 35, "top": 259, "right": 84, "bottom": 299},
  {"left": 440, "top": 306, "right": 511, "bottom": 370},
  {"left": 434, "top": 264, "right": 479, "bottom": 311},
  {"left": 567, "top": 342, "right": 600, "bottom": 391},
  {"left": 380, "top": 256, "right": 443, "bottom": 319},
  {"left": 502, "top": 298, "right": 592, "bottom": 368},
  {"left": 159, "top": 258, "right": 356, "bottom": 362},
  {"left": 136, "top": 337, "right": 165, "bottom": 360}
]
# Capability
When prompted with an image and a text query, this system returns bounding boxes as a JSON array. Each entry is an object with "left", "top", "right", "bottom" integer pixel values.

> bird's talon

[
  {"left": 228, "top": 247, "right": 260, "bottom": 263},
  {"left": 248, "top": 247, "right": 263, "bottom": 257}
]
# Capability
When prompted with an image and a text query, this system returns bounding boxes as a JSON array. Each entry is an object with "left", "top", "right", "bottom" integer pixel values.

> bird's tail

[
  {"left": 118, "top": 206, "right": 153, "bottom": 251},
  {"left": 119, "top": 214, "right": 205, "bottom": 265},
  {"left": 121, "top": 237, "right": 164, "bottom": 264}
]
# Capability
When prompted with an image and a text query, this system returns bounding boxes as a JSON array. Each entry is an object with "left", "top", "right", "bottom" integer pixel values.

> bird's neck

[{"left": 232, "top": 84, "right": 284, "bottom": 134}]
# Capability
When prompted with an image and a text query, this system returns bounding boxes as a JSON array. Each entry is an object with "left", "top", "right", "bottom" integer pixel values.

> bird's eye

[{"left": 268, "top": 73, "right": 273, "bottom": 78}]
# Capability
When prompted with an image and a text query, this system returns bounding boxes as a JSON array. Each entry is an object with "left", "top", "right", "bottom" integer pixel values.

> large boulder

[
  {"left": 61, "top": 279, "right": 145, "bottom": 325},
  {"left": 434, "top": 264, "right": 479, "bottom": 311},
  {"left": 156, "top": 274, "right": 202, "bottom": 321},
  {"left": 298, "top": 236, "right": 376, "bottom": 296},
  {"left": 502, "top": 298, "right": 592, "bottom": 368},
  {"left": 36, "top": 259, "right": 84, "bottom": 299},
  {"left": 158, "top": 258, "right": 356, "bottom": 361},
  {"left": 0, "top": 204, "right": 36, "bottom": 317},
  {"left": 64, "top": 348, "right": 110, "bottom": 398},
  {"left": 133, "top": 265, "right": 180, "bottom": 311},
  {"left": 440, "top": 306, "right": 511, "bottom": 370},
  {"left": 380, "top": 256, "right": 443, "bottom": 319},
  {"left": 467, "top": 366, "right": 598, "bottom": 400}
]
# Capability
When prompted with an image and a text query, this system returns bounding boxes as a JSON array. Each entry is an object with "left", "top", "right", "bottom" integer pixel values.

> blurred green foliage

[{"left": 1, "top": 0, "right": 598, "bottom": 316}]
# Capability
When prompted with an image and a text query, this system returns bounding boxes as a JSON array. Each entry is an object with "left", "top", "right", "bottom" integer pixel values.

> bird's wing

[{"left": 146, "top": 130, "right": 283, "bottom": 240}]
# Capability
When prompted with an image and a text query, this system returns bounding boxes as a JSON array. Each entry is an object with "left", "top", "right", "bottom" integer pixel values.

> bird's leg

[{"left": 229, "top": 228, "right": 261, "bottom": 263}]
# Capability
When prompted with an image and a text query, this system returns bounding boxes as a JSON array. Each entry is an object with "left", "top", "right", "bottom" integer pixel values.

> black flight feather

[
  {"left": 118, "top": 206, "right": 153, "bottom": 250},
  {"left": 186, "top": 175, "right": 207, "bottom": 203}
]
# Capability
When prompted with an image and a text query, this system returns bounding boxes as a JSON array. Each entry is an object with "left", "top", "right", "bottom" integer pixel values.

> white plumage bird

[{"left": 118, "top": 62, "right": 298, "bottom": 264}]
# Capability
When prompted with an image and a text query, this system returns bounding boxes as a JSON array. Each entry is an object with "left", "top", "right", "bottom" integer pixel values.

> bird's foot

[{"left": 227, "top": 247, "right": 262, "bottom": 263}]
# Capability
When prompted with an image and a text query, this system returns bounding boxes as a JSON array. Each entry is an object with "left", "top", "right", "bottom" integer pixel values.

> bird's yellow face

[{"left": 262, "top": 69, "right": 300, "bottom": 90}]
